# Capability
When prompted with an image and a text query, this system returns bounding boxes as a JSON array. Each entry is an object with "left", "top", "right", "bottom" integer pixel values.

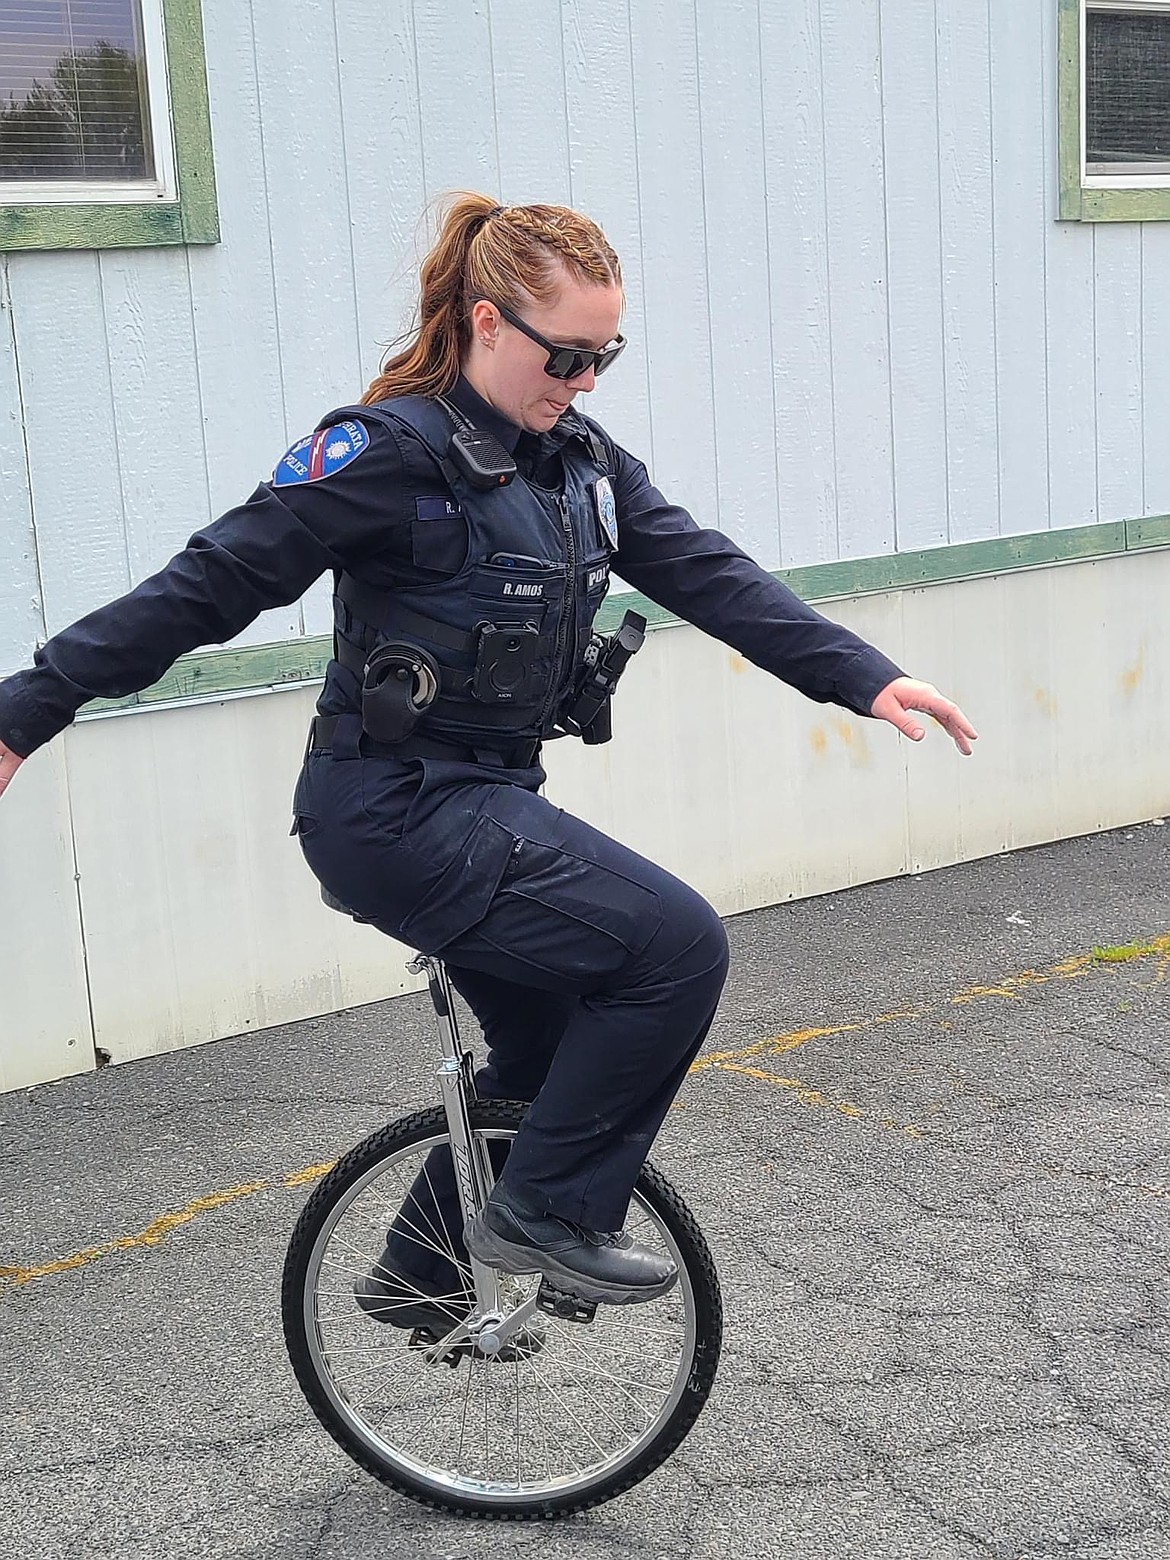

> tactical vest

[{"left": 324, "top": 396, "right": 616, "bottom": 751}]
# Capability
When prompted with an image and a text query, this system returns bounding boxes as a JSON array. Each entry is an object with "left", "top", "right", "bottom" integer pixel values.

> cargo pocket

[
  {"left": 502, "top": 839, "right": 663, "bottom": 962},
  {"left": 399, "top": 812, "right": 519, "bottom": 954},
  {"left": 289, "top": 767, "right": 321, "bottom": 839}
]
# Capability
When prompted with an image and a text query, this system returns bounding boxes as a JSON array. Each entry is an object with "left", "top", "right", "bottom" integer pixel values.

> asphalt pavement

[{"left": 2, "top": 820, "right": 1168, "bottom": 1560}]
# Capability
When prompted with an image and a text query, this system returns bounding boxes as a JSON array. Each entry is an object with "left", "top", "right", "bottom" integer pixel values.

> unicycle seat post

[{"left": 406, "top": 953, "right": 463, "bottom": 1065}]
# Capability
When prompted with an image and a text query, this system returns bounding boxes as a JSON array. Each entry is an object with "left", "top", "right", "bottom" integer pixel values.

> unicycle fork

[{"left": 406, "top": 954, "right": 545, "bottom": 1362}]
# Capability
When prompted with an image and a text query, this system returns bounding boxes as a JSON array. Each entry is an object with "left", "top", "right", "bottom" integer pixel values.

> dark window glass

[
  {"left": 0, "top": 0, "right": 155, "bottom": 182},
  {"left": 1086, "top": 8, "right": 1170, "bottom": 167}
]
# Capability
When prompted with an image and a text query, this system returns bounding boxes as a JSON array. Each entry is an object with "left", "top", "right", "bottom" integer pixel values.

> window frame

[
  {"left": 1059, "top": 0, "right": 1170, "bottom": 220},
  {"left": 0, "top": 0, "right": 218, "bottom": 250}
]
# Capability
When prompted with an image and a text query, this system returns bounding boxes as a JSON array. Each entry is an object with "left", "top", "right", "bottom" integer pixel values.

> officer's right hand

[{"left": 0, "top": 739, "right": 25, "bottom": 799}]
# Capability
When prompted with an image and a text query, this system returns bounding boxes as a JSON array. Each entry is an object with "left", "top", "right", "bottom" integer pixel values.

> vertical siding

[
  {"left": 0, "top": 259, "right": 42, "bottom": 678},
  {"left": 98, "top": 249, "right": 209, "bottom": 581},
  {"left": 189, "top": 0, "right": 300, "bottom": 647},
  {"left": 820, "top": 0, "right": 895, "bottom": 558},
  {"left": 628, "top": 0, "right": 718, "bottom": 532},
  {"left": 561, "top": 0, "right": 654, "bottom": 467},
  {"left": 251, "top": 0, "right": 363, "bottom": 434},
  {"left": 412, "top": 0, "right": 498, "bottom": 196},
  {"left": 759, "top": 0, "right": 837, "bottom": 565},
  {"left": 1093, "top": 225, "right": 1145, "bottom": 521},
  {"left": 334, "top": 0, "right": 428, "bottom": 386},
  {"left": 316, "top": 0, "right": 429, "bottom": 638},
  {"left": 937, "top": 0, "right": 1000, "bottom": 543},
  {"left": 989, "top": 0, "right": 1051, "bottom": 540},
  {"left": 9, "top": 252, "right": 133, "bottom": 634},
  {"left": 1041, "top": 0, "right": 1098, "bottom": 530},
  {"left": 4, "top": 0, "right": 1170, "bottom": 682},
  {"left": 489, "top": 1, "right": 571, "bottom": 197},
  {"left": 880, "top": 0, "right": 949, "bottom": 553},
  {"left": 696, "top": 0, "right": 780, "bottom": 564},
  {"left": 1143, "top": 224, "right": 1170, "bottom": 515}
]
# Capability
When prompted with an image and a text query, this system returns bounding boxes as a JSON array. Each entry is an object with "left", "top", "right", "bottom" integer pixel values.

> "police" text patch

[{"left": 273, "top": 421, "right": 370, "bottom": 486}]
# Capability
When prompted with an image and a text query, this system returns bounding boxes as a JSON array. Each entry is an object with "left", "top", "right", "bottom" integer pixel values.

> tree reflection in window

[{"left": 0, "top": 1, "right": 154, "bottom": 183}]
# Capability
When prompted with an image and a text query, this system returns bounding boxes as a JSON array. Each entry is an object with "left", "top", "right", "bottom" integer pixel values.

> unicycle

[{"left": 281, "top": 954, "right": 723, "bottom": 1518}]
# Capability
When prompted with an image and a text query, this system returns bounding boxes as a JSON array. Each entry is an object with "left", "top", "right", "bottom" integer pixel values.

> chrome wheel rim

[{"left": 301, "top": 1128, "right": 698, "bottom": 1504}]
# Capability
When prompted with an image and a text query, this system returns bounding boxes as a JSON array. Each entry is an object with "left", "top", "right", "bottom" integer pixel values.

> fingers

[
  {"left": 922, "top": 696, "right": 978, "bottom": 756},
  {"left": 890, "top": 709, "right": 926, "bottom": 742},
  {"left": 0, "top": 744, "right": 25, "bottom": 799},
  {"left": 872, "top": 679, "right": 978, "bottom": 756}
]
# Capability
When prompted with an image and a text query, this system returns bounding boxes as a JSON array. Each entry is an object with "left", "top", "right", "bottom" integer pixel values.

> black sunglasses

[{"left": 493, "top": 301, "right": 627, "bottom": 381}]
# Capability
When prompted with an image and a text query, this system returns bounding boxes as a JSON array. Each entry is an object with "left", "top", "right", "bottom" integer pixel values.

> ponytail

[{"left": 362, "top": 192, "right": 621, "bottom": 405}]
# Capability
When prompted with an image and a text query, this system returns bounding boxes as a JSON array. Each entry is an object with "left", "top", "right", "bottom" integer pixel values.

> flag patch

[{"left": 273, "top": 420, "right": 370, "bottom": 486}]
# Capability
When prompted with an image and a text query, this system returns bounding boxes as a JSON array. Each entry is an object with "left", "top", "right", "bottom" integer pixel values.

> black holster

[{"left": 562, "top": 611, "right": 647, "bottom": 745}]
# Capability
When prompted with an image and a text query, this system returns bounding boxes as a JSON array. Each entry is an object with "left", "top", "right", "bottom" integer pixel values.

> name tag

[{"left": 416, "top": 496, "right": 463, "bottom": 521}]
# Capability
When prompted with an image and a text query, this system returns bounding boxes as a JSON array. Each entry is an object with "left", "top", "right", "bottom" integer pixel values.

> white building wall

[
  {"left": 2, "top": 549, "right": 1169, "bottom": 1093},
  {"left": 3, "top": 0, "right": 1170, "bottom": 1091},
  {"left": 3, "top": 0, "right": 1170, "bottom": 684}
]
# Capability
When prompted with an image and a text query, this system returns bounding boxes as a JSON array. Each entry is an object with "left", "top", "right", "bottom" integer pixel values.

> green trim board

[
  {"left": 77, "top": 516, "right": 1170, "bottom": 719},
  {"left": 1058, "top": 0, "right": 1170, "bottom": 223},
  {"left": 0, "top": 0, "right": 219, "bottom": 252}
]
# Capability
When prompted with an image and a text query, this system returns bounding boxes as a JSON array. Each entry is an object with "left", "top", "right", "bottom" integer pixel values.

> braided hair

[{"left": 362, "top": 192, "right": 622, "bottom": 405}]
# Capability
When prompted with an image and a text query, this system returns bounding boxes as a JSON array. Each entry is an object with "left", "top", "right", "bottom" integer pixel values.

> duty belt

[{"left": 307, "top": 714, "right": 541, "bottom": 771}]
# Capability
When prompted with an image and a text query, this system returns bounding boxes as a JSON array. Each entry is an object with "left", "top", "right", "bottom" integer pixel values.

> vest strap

[{"left": 338, "top": 574, "right": 477, "bottom": 654}]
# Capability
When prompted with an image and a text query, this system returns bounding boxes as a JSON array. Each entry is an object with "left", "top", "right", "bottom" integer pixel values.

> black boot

[
  {"left": 354, "top": 1253, "right": 473, "bottom": 1333},
  {"left": 464, "top": 1182, "right": 678, "bottom": 1305}
]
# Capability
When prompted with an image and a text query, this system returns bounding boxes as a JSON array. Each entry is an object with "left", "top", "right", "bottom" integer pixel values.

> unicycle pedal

[
  {"left": 408, "top": 1326, "right": 463, "bottom": 1367},
  {"left": 536, "top": 1280, "right": 597, "bottom": 1324}
]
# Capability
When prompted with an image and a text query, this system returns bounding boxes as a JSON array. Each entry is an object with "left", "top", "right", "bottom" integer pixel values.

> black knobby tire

[{"left": 282, "top": 1100, "right": 722, "bottom": 1518}]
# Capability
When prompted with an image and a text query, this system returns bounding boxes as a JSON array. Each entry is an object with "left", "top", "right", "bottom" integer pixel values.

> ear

[{"left": 470, "top": 298, "right": 500, "bottom": 348}]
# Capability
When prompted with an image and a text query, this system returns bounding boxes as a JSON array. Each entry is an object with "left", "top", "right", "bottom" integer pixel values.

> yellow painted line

[
  {"left": 690, "top": 937, "right": 1169, "bottom": 1130},
  {"left": 5, "top": 935, "right": 1164, "bottom": 1291},
  {"left": 0, "top": 1180, "right": 268, "bottom": 1288},
  {"left": 694, "top": 940, "right": 1168, "bottom": 1077},
  {"left": 712, "top": 1062, "right": 922, "bottom": 1138},
  {"left": 691, "top": 1022, "right": 861, "bottom": 1075},
  {"left": 1118, "top": 1180, "right": 1170, "bottom": 1200},
  {"left": 1, "top": 1165, "right": 337, "bottom": 1291},
  {"left": 283, "top": 1160, "right": 336, "bottom": 1188},
  {"left": 714, "top": 1061, "right": 862, "bottom": 1117}
]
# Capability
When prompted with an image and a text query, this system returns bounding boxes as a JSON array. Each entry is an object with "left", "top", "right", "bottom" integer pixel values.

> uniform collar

[
  {"left": 447, "top": 376, "right": 590, "bottom": 459},
  {"left": 446, "top": 377, "right": 523, "bottom": 453}
]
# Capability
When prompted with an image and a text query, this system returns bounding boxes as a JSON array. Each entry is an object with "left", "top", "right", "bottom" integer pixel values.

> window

[
  {"left": 0, "top": 0, "right": 217, "bottom": 249},
  {"left": 1060, "top": 0, "right": 1170, "bottom": 219}
]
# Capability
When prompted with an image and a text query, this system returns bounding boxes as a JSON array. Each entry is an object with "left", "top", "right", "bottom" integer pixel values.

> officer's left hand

[{"left": 870, "top": 677, "right": 978, "bottom": 756}]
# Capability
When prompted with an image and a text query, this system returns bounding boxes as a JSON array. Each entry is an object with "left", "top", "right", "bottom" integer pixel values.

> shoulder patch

[{"left": 272, "top": 420, "right": 370, "bottom": 486}]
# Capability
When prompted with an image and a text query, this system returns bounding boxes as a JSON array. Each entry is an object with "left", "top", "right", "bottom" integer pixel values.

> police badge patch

[
  {"left": 592, "top": 475, "right": 619, "bottom": 550},
  {"left": 272, "top": 420, "right": 370, "bottom": 486}
]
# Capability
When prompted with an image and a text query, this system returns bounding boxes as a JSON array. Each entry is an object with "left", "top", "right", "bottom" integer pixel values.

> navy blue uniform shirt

[{"left": 0, "top": 379, "right": 903, "bottom": 758}]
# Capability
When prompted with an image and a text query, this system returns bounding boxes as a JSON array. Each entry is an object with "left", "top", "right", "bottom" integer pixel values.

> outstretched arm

[
  {"left": 0, "top": 415, "right": 408, "bottom": 770},
  {"left": 608, "top": 441, "right": 975, "bottom": 740}
]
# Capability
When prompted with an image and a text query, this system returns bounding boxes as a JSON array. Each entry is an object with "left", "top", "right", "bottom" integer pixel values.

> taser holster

[{"left": 561, "top": 611, "right": 647, "bottom": 744}]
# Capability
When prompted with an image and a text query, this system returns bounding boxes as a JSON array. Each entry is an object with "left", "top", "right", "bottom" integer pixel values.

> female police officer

[{"left": 0, "top": 194, "right": 976, "bottom": 1323}]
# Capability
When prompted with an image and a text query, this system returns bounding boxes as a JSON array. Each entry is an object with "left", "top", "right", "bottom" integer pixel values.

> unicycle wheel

[{"left": 281, "top": 1100, "right": 722, "bottom": 1517}]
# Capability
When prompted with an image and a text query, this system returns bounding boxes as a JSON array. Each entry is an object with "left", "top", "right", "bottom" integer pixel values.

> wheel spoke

[{"left": 285, "top": 1114, "right": 717, "bottom": 1513}]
